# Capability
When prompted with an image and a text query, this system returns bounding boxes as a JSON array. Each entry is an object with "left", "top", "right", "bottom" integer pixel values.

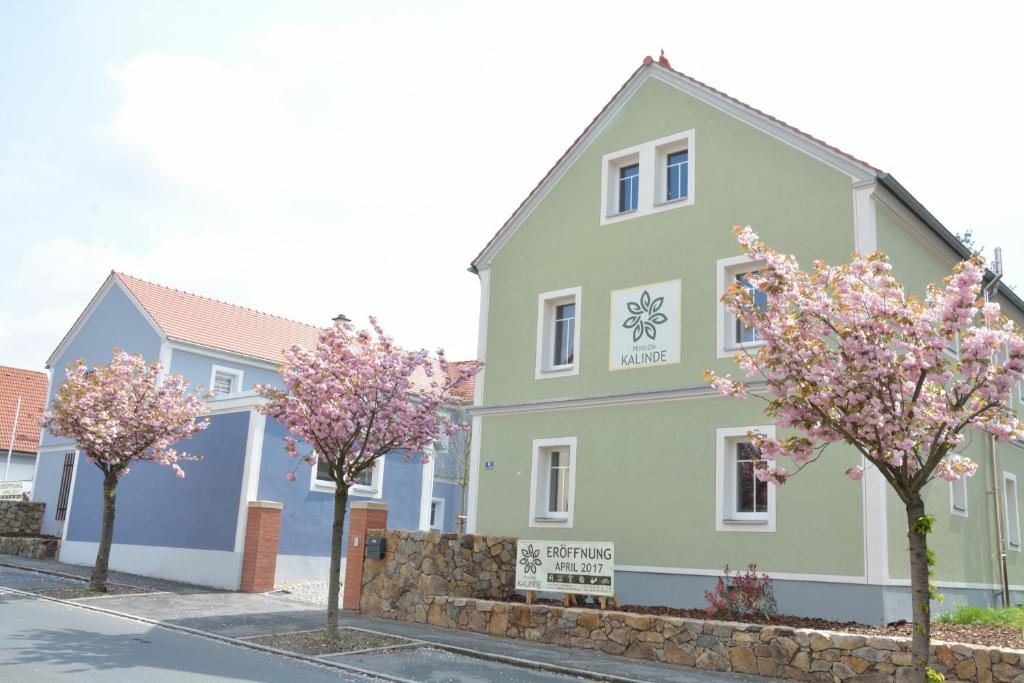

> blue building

[{"left": 33, "top": 271, "right": 471, "bottom": 589}]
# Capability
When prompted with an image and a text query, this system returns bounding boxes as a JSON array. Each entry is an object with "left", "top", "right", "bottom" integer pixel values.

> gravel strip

[
  {"left": 34, "top": 584, "right": 155, "bottom": 600},
  {"left": 245, "top": 628, "right": 412, "bottom": 656}
]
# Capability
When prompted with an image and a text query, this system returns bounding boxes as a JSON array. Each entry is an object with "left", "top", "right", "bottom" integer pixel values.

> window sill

[
  {"left": 532, "top": 516, "right": 571, "bottom": 525},
  {"left": 312, "top": 480, "right": 380, "bottom": 497},
  {"left": 541, "top": 365, "right": 575, "bottom": 374},
  {"left": 724, "top": 341, "right": 766, "bottom": 352},
  {"left": 722, "top": 518, "right": 768, "bottom": 525}
]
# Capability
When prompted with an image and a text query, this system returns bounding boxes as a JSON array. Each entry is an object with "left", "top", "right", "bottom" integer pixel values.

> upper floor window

[
  {"left": 734, "top": 272, "right": 768, "bottom": 345},
  {"left": 600, "top": 129, "right": 695, "bottom": 225},
  {"left": 535, "top": 287, "right": 582, "bottom": 380},
  {"left": 716, "top": 426, "right": 776, "bottom": 532},
  {"left": 210, "top": 365, "right": 244, "bottom": 396},
  {"left": 618, "top": 164, "right": 640, "bottom": 213},
  {"left": 553, "top": 303, "right": 576, "bottom": 366},
  {"left": 717, "top": 256, "right": 768, "bottom": 358},
  {"left": 950, "top": 473, "right": 968, "bottom": 517},
  {"left": 1005, "top": 472, "right": 1021, "bottom": 551},
  {"left": 529, "top": 437, "right": 576, "bottom": 528},
  {"left": 666, "top": 150, "right": 688, "bottom": 202}
]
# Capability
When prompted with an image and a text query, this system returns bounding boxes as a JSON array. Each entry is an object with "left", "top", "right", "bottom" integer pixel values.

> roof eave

[{"left": 877, "top": 173, "right": 1024, "bottom": 316}]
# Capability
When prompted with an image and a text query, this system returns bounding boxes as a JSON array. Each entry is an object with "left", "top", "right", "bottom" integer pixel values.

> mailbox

[{"left": 365, "top": 536, "right": 386, "bottom": 560}]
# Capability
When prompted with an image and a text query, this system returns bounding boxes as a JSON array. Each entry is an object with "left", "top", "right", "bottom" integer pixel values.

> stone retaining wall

[
  {"left": 360, "top": 529, "right": 516, "bottom": 618},
  {"left": 360, "top": 530, "right": 1024, "bottom": 682},
  {"left": 0, "top": 536, "right": 59, "bottom": 559},
  {"left": 0, "top": 501, "right": 44, "bottom": 536}
]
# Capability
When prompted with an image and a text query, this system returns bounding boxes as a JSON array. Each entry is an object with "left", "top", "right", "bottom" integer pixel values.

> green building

[{"left": 464, "top": 56, "right": 1024, "bottom": 624}]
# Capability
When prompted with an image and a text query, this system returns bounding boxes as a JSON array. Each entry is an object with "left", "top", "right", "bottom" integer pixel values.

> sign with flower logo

[
  {"left": 610, "top": 279, "right": 681, "bottom": 370},
  {"left": 514, "top": 540, "right": 615, "bottom": 596}
]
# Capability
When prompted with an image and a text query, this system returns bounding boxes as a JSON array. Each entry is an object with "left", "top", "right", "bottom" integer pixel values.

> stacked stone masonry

[
  {"left": 361, "top": 531, "right": 1024, "bottom": 683},
  {"left": 0, "top": 500, "right": 44, "bottom": 536}
]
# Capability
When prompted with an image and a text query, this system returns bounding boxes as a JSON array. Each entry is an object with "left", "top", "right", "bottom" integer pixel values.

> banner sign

[
  {"left": 0, "top": 481, "right": 24, "bottom": 500},
  {"left": 515, "top": 540, "right": 614, "bottom": 596},
  {"left": 609, "top": 279, "right": 681, "bottom": 371}
]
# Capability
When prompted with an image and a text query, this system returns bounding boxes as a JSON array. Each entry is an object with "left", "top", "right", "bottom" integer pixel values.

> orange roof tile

[
  {"left": 114, "top": 273, "right": 476, "bottom": 400},
  {"left": 0, "top": 365, "right": 48, "bottom": 454},
  {"left": 115, "top": 273, "right": 323, "bottom": 365}
]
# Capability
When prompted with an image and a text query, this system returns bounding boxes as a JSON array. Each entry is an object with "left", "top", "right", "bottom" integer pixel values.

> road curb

[{"left": 2, "top": 580, "right": 651, "bottom": 683}]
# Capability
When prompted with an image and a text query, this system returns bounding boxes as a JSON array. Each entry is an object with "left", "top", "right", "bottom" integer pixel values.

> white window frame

[
  {"left": 716, "top": 255, "right": 769, "bottom": 359},
  {"left": 528, "top": 437, "right": 577, "bottom": 528},
  {"left": 310, "top": 455, "right": 385, "bottom": 499},
  {"left": 600, "top": 129, "right": 695, "bottom": 226},
  {"left": 209, "top": 365, "right": 244, "bottom": 396},
  {"left": 535, "top": 287, "right": 582, "bottom": 380},
  {"left": 1004, "top": 472, "right": 1021, "bottom": 551},
  {"left": 949, "top": 471, "right": 968, "bottom": 518},
  {"left": 429, "top": 497, "right": 445, "bottom": 530},
  {"left": 715, "top": 425, "right": 777, "bottom": 533}
]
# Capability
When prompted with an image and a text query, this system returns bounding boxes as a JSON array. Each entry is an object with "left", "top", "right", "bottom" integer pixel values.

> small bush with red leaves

[{"left": 704, "top": 563, "right": 777, "bottom": 620}]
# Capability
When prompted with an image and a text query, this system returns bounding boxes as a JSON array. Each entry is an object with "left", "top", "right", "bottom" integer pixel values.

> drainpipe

[{"left": 983, "top": 252, "right": 1010, "bottom": 607}]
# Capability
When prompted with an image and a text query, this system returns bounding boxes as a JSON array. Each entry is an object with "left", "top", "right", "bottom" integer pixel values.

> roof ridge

[
  {"left": 471, "top": 56, "right": 880, "bottom": 270},
  {"left": 653, "top": 61, "right": 878, "bottom": 173},
  {"left": 114, "top": 271, "right": 324, "bottom": 331}
]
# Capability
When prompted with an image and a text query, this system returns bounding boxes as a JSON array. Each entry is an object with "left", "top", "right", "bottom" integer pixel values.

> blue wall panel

[
  {"left": 65, "top": 411, "right": 250, "bottom": 551},
  {"left": 42, "top": 284, "right": 163, "bottom": 449},
  {"left": 169, "top": 349, "right": 282, "bottom": 393},
  {"left": 257, "top": 417, "right": 427, "bottom": 558},
  {"left": 432, "top": 480, "right": 463, "bottom": 532}
]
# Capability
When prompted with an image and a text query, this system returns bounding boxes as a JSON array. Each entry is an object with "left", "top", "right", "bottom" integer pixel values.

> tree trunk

[
  {"left": 326, "top": 483, "right": 349, "bottom": 638},
  {"left": 90, "top": 470, "right": 119, "bottom": 592},
  {"left": 906, "top": 494, "right": 932, "bottom": 681}
]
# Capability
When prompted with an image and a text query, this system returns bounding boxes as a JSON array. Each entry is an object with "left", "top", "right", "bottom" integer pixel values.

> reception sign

[
  {"left": 610, "top": 279, "right": 681, "bottom": 370},
  {"left": 515, "top": 540, "right": 614, "bottom": 596}
]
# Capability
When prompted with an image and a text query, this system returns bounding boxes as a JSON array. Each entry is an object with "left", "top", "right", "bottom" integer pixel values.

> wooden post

[{"left": 526, "top": 590, "right": 535, "bottom": 605}]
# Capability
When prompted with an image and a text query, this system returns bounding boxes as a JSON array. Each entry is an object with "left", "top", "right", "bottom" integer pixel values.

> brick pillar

[
  {"left": 240, "top": 500, "right": 282, "bottom": 593},
  {"left": 342, "top": 501, "right": 389, "bottom": 611}
]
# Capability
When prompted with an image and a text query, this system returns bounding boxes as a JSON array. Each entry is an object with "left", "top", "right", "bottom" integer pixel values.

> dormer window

[
  {"left": 210, "top": 365, "right": 244, "bottom": 396},
  {"left": 600, "top": 129, "right": 694, "bottom": 225},
  {"left": 665, "top": 150, "right": 688, "bottom": 201},
  {"left": 618, "top": 164, "right": 640, "bottom": 213}
]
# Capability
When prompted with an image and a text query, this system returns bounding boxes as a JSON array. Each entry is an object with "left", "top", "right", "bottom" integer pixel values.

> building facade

[
  {"left": 33, "top": 272, "right": 468, "bottom": 589},
  {"left": 0, "top": 365, "right": 48, "bottom": 496},
  {"left": 465, "top": 57, "right": 1024, "bottom": 624}
]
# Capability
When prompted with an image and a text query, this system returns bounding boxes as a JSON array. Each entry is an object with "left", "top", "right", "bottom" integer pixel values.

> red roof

[
  {"left": 472, "top": 58, "right": 878, "bottom": 268},
  {"left": 114, "top": 273, "right": 476, "bottom": 400},
  {"left": 115, "top": 273, "right": 322, "bottom": 365},
  {"left": 0, "top": 366, "right": 48, "bottom": 454}
]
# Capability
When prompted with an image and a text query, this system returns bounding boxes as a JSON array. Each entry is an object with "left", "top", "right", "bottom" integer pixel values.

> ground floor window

[
  {"left": 529, "top": 437, "right": 576, "bottom": 528},
  {"left": 429, "top": 497, "right": 444, "bottom": 530},
  {"left": 312, "top": 455, "right": 384, "bottom": 497},
  {"left": 715, "top": 426, "right": 776, "bottom": 532}
]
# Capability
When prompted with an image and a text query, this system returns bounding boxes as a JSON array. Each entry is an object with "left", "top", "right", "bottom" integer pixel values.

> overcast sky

[{"left": 2, "top": 1, "right": 1022, "bottom": 372}]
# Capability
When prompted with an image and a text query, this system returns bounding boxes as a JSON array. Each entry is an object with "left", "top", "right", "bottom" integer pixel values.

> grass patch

[{"left": 937, "top": 604, "right": 1024, "bottom": 629}]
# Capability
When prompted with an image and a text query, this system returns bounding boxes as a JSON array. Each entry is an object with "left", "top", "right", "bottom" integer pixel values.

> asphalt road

[{"left": 0, "top": 591, "right": 375, "bottom": 682}]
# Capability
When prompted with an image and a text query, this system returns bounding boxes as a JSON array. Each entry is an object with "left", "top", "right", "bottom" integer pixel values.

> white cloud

[{"left": 5, "top": 1, "right": 1024, "bottom": 372}]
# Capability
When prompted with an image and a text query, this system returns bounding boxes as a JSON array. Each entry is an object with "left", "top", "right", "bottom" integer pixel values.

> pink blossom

[{"left": 285, "top": 472, "right": 298, "bottom": 482}]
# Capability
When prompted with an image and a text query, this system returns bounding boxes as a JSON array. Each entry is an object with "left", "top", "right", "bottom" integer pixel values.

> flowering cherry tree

[
  {"left": 706, "top": 226, "right": 1024, "bottom": 680},
  {"left": 43, "top": 351, "right": 209, "bottom": 592},
  {"left": 258, "top": 319, "right": 478, "bottom": 636}
]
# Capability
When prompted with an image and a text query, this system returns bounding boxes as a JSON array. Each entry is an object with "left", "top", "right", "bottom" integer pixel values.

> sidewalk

[{"left": 0, "top": 555, "right": 769, "bottom": 682}]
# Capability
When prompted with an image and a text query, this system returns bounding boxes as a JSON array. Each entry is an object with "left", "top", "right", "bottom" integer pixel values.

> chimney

[{"left": 994, "top": 247, "right": 1004, "bottom": 276}]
